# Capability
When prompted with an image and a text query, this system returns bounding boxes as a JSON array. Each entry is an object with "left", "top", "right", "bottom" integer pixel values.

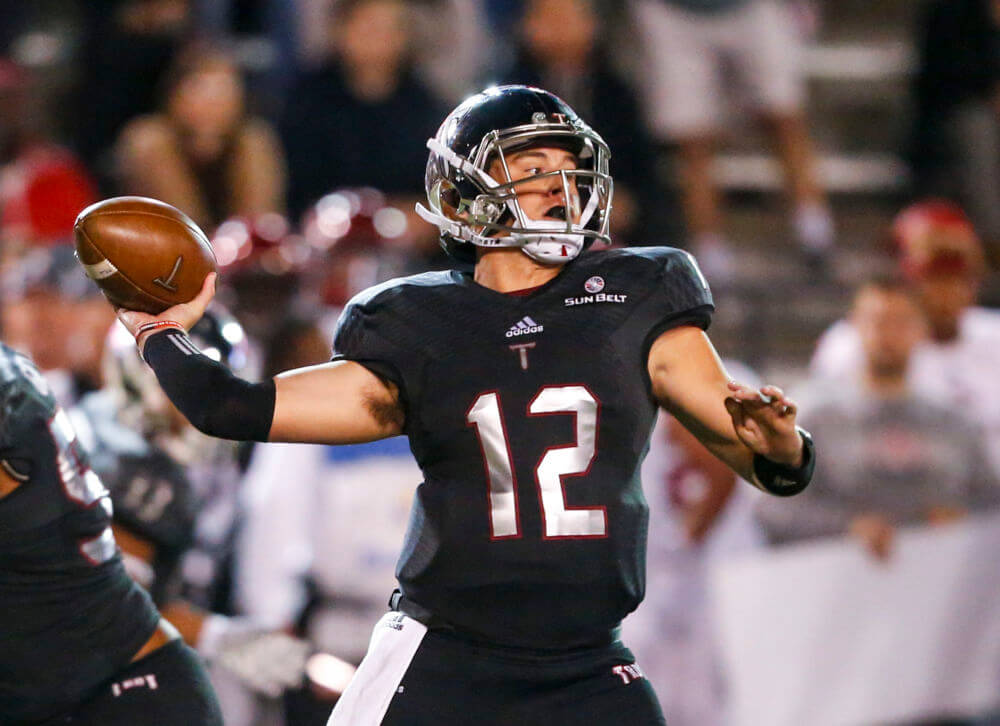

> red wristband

[{"left": 135, "top": 321, "right": 185, "bottom": 339}]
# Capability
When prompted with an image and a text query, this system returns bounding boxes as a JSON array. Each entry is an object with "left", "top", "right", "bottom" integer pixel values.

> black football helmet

[{"left": 415, "top": 85, "right": 613, "bottom": 265}]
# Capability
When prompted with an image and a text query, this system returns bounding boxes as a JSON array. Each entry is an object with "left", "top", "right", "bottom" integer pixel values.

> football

[{"left": 73, "top": 196, "right": 217, "bottom": 314}]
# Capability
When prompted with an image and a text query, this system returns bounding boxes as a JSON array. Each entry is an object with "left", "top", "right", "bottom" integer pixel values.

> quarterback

[{"left": 118, "top": 86, "right": 814, "bottom": 725}]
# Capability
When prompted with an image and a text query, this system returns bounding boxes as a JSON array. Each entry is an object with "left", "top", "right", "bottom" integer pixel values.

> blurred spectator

[
  {"left": 910, "top": 0, "right": 1000, "bottom": 260},
  {"left": 236, "top": 314, "right": 419, "bottom": 725},
  {"left": 0, "top": 0, "right": 29, "bottom": 52},
  {"left": 624, "top": 360, "right": 762, "bottom": 726},
  {"left": 72, "top": 0, "right": 193, "bottom": 183},
  {"left": 410, "top": 0, "right": 490, "bottom": 103},
  {"left": 210, "top": 213, "right": 321, "bottom": 343},
  {"left": 280, "top": 0, "right": 446, "bottom": 245},
  {"left": 0, "top": 58, "right": 97, "bottom": 259},
  {"left": 115, "top": 45, "right": 286, "bottom": 231},
  {"left": 629, "top": 0, "right": 832, "bottom": 277},
  {"left": 300, "top": 187, "right": 429, "bottom": 302},
  {"left": 193, "top": 0, "right": 301, "bottom": 114},
  {"left": 0, "top": 245, "right": 114, "bottom": 408},
  {"left": 760, "top": 276, "right": 1000, "bottom": 559},
  {"left": 296, "top": 0, "right": 487, "bottom": 103},
  {"left": 501, "top": 0, "right": 657, "bottom": 243},
  {"left": 811, "top": 201, "right": 1000, "bottom": 477}
]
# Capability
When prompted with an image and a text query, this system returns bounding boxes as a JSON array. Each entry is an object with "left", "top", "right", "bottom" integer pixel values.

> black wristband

[
  {"left": 752, "top": 427, "right": 815, "bottom": 497},
  {"left": 143, "top": 330, "right": 275, "bottom": 442}
]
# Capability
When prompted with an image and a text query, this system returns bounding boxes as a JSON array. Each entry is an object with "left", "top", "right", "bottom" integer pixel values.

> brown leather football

[{"left": 74, "top": 196, "right": 217, "bottom": 314}]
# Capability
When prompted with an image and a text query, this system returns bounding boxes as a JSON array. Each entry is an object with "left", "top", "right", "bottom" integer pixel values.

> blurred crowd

[{"left": 2, "top": 0, "right": 1000, "bottom": 724}]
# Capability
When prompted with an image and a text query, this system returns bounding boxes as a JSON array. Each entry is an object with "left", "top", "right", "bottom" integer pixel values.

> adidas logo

[{"left": 505, "top": 316, "right": 544, "bottom": 338}]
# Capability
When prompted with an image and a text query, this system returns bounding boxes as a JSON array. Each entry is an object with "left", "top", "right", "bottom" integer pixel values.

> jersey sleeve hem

[
  {"left": 641, "top": 303, "right": 714, "bottom": 354},
  {"left": 638, "top": 302, "right": 715, "bottom": 397}
]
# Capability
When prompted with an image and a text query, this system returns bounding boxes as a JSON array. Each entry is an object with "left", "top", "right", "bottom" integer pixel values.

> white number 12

[{"left": 466, "top": 385, "right": 607, "bottom": 540}]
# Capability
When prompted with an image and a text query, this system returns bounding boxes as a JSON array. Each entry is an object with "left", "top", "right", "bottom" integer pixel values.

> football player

[
  {"left": 116, "top": 85, "right": 815, "bottom": 726},
  {"left": 0, "top": 343, "right": 223, "bottom": 724},
  {"left": 71, "top": 311, "right": 311, "bottom": 713}
]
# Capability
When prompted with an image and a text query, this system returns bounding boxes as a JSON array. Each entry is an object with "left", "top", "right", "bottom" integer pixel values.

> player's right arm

[
  {"left": 270, "top": 361, "right": 403, "bottom": 443},
  {"left": 119, "top": 274, "right": 405, "bottom": 445}
]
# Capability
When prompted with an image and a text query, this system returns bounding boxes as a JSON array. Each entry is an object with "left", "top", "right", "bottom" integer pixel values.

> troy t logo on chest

[{"left": 509, "top": 342, "right": 536, "bottom": 370}]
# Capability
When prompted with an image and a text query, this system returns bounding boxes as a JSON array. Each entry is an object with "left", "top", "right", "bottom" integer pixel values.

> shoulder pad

[
  {"left": 614, "top": 246, "right": 713, "bottom": 320},
  {"left": 340, "top": 270, "right": 455, "bottom": 315},
  {"left": 333, "top": 271, "right": 455, "bottom": 360},
  {"left": 332, "top": 271, "right": 456, "bottom": 416}
]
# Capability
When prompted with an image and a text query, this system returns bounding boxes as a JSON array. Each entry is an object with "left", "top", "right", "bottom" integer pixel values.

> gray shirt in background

[{"left": 755, "top": 382, "right": 1000, "bottom": 545}]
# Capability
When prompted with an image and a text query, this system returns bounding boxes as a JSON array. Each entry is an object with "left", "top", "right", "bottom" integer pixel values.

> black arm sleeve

[{"left": 143, "top": 330, "right": 275, "bottom": 442}]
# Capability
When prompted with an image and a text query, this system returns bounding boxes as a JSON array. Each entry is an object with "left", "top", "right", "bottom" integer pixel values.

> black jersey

[
  {"left": 72, "top": 391, "right": 197, "bottom": 606},
  {"left": 333, "top": 247, "right": 713, "bottom": 650},
  {"left": 0, "top": 345, "right": 160, "bottom": 723}
]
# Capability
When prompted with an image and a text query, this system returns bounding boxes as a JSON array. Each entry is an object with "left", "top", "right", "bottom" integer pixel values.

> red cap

[
  {"left": 0, "top": 144, "right": 97, "bottom": 246},
  {"left": 891, "top": 199, "right": 984, "bottom": 279}
]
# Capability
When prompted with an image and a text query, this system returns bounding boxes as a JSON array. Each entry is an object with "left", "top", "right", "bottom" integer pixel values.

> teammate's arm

[
  {"left": 120, "top": 274, "right": 404, "bottom": 445},
  {"left": 647, "top": 325, "right": 812, "bottom": 495}
]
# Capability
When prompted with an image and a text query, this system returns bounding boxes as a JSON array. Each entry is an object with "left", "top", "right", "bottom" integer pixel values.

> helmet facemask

[{"left": 417, "top": 116, "right": 613, "bottom": 264}]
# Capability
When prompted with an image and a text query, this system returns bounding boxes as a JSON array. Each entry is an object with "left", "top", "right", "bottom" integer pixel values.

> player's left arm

[{"left": 647, "top": 325, "right": 814, "bottom": 496}]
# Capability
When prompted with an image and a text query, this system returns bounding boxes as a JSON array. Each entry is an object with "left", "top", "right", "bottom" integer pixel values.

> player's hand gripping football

[
  {"left": 724, "top": 381, "right": 803, "bottom": 467},
  {"left": 116, "top": 273, "right": 217, "bottom": 354}
]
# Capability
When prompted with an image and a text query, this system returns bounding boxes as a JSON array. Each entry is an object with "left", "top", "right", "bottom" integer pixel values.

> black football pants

[
  {"left": 48, "top": 640, "right": 222, "bottom": 725},
  {"left": 380, "top": 628, "right": 667, "bottom": 726}
]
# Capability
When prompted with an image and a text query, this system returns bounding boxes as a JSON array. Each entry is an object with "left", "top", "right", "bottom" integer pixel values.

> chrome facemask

[{"left": 417, "top": 119, "right": 613, "bottom": 264}]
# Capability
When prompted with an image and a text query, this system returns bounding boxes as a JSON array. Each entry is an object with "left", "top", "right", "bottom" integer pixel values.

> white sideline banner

[{"left": 709, "top": 513, "right": 1000, "bottom": 726}]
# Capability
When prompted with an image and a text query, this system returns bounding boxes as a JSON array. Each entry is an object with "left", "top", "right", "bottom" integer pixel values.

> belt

[
  {"left": 388, "top": 590, "right": 454, "bottom": 632},
  {"left": 130, "top": 618, "right": 180, "bottom": 662}
]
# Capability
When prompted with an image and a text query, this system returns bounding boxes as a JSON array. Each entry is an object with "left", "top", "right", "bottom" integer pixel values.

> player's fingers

[
  {"left": 726, "top": 379, "right": 756, "bottom": 393},
  {"left": 729, "top": 389, "right": 770, "bottom": 407},
  {"left": 171, "top": 272, "right": 217, "bottom": 326},
  {"left": 724, "top": 397, "right": 752, "bottom": 430},
  {"left": 760, "top": 385, "right": 785, "bottom": 400},
  {"left": 116, "top": 308, "right": 153, "bottom": 335},
  {"left": 762, "top": 385, "right": 798, "bottom": 414},
  {"left": 189, "top": 272, "right": 217, "bottom": 311}
]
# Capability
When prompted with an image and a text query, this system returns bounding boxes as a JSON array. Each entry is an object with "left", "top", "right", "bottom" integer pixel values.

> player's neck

[{"left": 474, "top": 248, "right": 563, "bottom": 293}]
